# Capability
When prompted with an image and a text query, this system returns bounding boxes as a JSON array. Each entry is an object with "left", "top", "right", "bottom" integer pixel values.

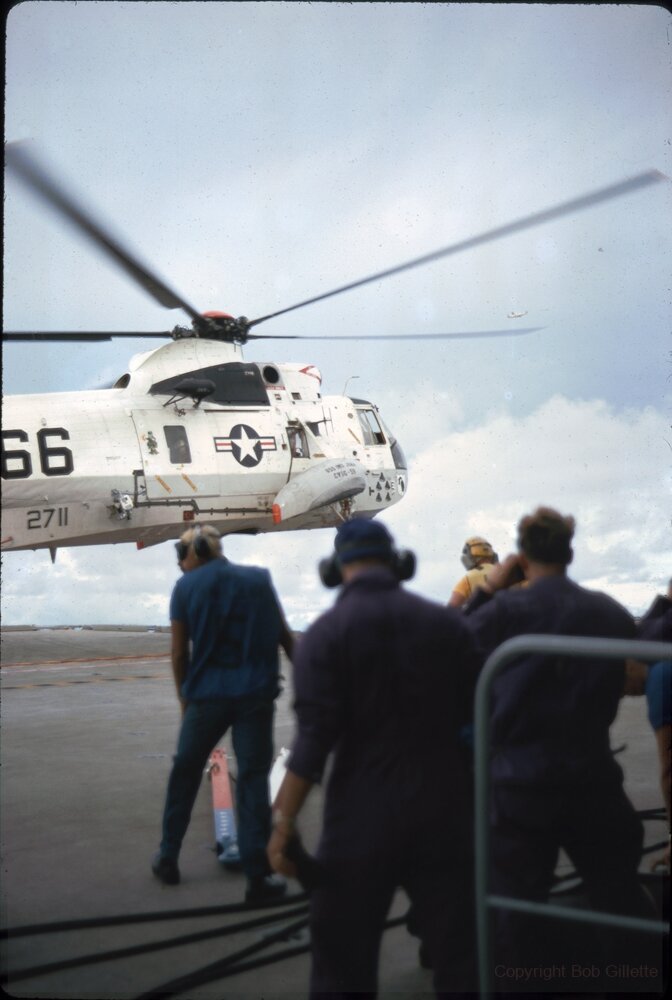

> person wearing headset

[
  {"left": 267, "top": 517, "right": 480, "bottom": 996},
  {"left": 152, "top": 524, "right": 294, "bottom": 904},
  {"left": 448, "top": 536, "right": 499, "bottom": 608},
  {"left": 464, "top": 506, "right": 661, "bottom": 991}
]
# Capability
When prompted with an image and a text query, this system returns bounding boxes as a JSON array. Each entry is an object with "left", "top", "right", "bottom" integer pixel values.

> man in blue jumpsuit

[
  {"left": 639, "top": 582, "right": 672, "bottom": 874},
  {"left": 152, "top": 524, "right": 294, "bottom": 903},
  {"left": 267, "top": 518, "right": 480, "bottom": 997},
  {"left": 465, "top": 506, "right": 661, "bottom": 991}
]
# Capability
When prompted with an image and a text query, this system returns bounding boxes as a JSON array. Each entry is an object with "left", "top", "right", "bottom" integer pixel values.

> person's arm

[
  {"left": 477, "top": 553, "right": 525, "bottom": 594},
  {"left": 462, "top": 566, "right": 518, "bottom": 669},
  {"left": 448, "top": 574, "right": 470, "bottom": 608},
  {"left": 268, "top": 620, "right": 343, "bottom": 876},
  {"left": 647, "top": 660, "right": 671, "bottom": 871},
  {"left": 622, "top": 659, "right": 648, "bottom": 696},
  {"left": 652, "top": 723, "right": 671, "bottom": 871},
  {"left": 267, "top": 769, "right": 314, "bottom": 877},
  {"left": 268, "top": 578, "right": 295, "bottom": 660},
  {"left": 279, "top": 608, "right": 295, "bottom": 661},
  {"left": 656, "top": 724, "right": 671, "bottom": 820},
  {"left": 170, "top": 619, "right": 189, "bottom": 714}
]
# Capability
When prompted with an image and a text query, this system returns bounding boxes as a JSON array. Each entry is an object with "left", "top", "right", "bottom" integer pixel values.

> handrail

[{"left": 475, "top": 635, "right": 672, "bottom": 999}]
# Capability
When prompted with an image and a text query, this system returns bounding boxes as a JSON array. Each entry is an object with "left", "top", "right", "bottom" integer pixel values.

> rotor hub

[
  {"left": 167, "top": 314, "right": 251, "bottom": 343},
  {"left": 195, "top": 313, "right": 251, "bottom": 344}
]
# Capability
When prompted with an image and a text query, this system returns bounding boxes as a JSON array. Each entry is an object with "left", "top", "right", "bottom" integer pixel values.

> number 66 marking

[{"left": 1, "top": 427, "right": 74, "bottom": 479}]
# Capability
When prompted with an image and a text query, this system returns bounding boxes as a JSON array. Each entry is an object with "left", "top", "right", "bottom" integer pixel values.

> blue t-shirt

[
  {"left": 646, "top": 659, "right": 672, "bottom": 731},
  {"left": 170, "top": 558, "right": 283, "bottom": 701}
]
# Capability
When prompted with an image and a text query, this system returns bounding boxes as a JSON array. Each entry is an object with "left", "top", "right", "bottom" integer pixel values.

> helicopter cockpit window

[
  {"left": 164, "top": 426, "right": 192, "bottom": 464},
  {"left": 378, "top": 415, "right": 407, "bottom": 471},
  {"left": 150, "top": 363, "right": 269, "bottom": 406},
  {"left": 357, "top": 408, "right": 386, "bottom": 446}
]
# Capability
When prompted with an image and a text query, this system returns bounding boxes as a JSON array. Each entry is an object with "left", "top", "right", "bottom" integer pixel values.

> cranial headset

[
  {"left": 175, "top": 524, "right": 219, "bottom": 563},
  {"left": 460, "top": 537, "right": 497, "bottom": 570},
  {"left": 318, "top": 548, "right": 416, "bottom": 588},
  {"left": 318, "top": 528, "right": 416, "bottom": 589}
]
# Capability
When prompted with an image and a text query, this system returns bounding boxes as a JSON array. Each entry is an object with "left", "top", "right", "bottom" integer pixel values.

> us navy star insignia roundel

[{"left": 214, "top": 425, "right": 277, "bottom": 468}]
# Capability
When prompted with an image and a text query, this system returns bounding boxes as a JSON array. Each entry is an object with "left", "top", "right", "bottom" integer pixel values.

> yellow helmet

[{"left": 461, "top": 536, "right": 497, "bottom": 570}]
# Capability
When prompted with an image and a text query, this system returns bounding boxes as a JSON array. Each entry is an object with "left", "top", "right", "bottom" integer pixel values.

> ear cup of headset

[
  {"left": 318, "top": 548, "right": 416, "bottom": 587},
  {"left": 193, "top": 529, "right": 211, "bottom": 559},
  {"left": 319, "top": 555, "right": 342, "bottom": 589},
  {"left": 394, "top": 549, "right": 416, "bottom": 582},
  {"left": 461, "top": 545, "right": 476, "bottom": 570}
]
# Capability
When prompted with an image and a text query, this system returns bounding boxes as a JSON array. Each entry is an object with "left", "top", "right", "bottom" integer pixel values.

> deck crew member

[
  {"left": 448, "top": 535, "right": 499, "bottom": 608},
  {"left": 637, "top": 581, "right": 672, "bottom": 873},
  {"left": 152, "top": 524, "right": 294, "bottom": 903},
  {"left": 465, "top": 506, "right": 660, "bottom": 990},
  {"left": 268, "top": 518, "right": 479, "bottom": 996}
]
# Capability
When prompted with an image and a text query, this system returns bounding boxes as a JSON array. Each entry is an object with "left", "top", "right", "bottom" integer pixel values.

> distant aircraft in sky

[{"left": 507, "top": 310, "right": 528, "bottom": 319}]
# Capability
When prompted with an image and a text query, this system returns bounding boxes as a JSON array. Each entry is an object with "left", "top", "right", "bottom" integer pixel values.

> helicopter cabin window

[
  {"left": 357, "top": 408, "right": 386, "bottom": 446},
  {"left": 164, "top": 426, "right": 192, "bottom": 464},
  {"left": 287, "top": 426, "right": 309, "bottom": 459}
]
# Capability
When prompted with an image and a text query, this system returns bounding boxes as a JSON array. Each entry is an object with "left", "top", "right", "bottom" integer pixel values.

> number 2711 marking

[{"left": 27, "top": 508, "right": 69, "bottom": 530}]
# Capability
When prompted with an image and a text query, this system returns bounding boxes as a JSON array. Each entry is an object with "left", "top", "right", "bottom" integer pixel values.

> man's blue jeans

[{"left": 160, "top": 696, "right": 275, "bottom": 878}]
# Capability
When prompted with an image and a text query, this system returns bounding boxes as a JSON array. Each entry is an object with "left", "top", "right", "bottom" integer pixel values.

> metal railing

[{"left": 475, "top": 635, "right": 672, "bottom": 998}]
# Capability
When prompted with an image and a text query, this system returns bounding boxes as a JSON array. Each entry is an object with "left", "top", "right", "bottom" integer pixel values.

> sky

[{"left": 2, "top": 1, "right": 671, "bottom": 627}]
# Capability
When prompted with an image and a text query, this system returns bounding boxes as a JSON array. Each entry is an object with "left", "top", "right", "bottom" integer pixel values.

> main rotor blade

[
  {"left": 246, "top": 326, "right": 544, "bottom": 341},
  {"left": 4, "top": 327, "right": 543, "bottom": 344},
  {"left": 248, "top": 170, "right": 667, "bottom": 329},
  {"left": 3, "top": 331, "right": 174, "bottom": 342},
  {"left": 5, "top": 142, "right": 202, "bottom": 323}
]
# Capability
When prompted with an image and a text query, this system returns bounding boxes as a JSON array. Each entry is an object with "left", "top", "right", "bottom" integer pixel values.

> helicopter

[{"left": 1, "top": 143, "right": 665, "bottom": 560}]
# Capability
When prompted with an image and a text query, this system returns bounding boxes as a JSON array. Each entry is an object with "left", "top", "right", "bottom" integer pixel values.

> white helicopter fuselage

[{"left": 1, "top": 338, "right": 408, "bottom": 554}]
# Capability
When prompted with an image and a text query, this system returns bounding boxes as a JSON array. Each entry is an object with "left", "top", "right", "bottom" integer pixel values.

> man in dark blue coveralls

[
  {"left": 637, "top": 581, "right": 672, "bottom": 874},
  {"left": 465, "top": 506, "right": 662, "bottom": 992},
  {"left": 152, "top": 524, "right": 294, "bottom": 903},
  {"left": 267, "top": 518, "right": 480, "bottom": 998}
]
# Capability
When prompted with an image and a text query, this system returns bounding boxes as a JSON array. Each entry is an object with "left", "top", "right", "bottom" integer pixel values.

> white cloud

[{"left": 381, "top": 395, "right": 670, "bottom": 614}]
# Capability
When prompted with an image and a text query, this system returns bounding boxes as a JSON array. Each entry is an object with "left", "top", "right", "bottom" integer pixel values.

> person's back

[
  {"left": 172, "top": 558, "right": 283, "bottom": 700},
  {"left": 454, "top": 564, "right": 494, "bottom": 603},
  {"left": 295, "top": 566, "right": 478, "bottom": 852},
  {"left": 467, "top": 574, "right": 635, "bottom": 783},
  {"left": 449, "top": 536, "right": 498, "bottom": 607}
]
